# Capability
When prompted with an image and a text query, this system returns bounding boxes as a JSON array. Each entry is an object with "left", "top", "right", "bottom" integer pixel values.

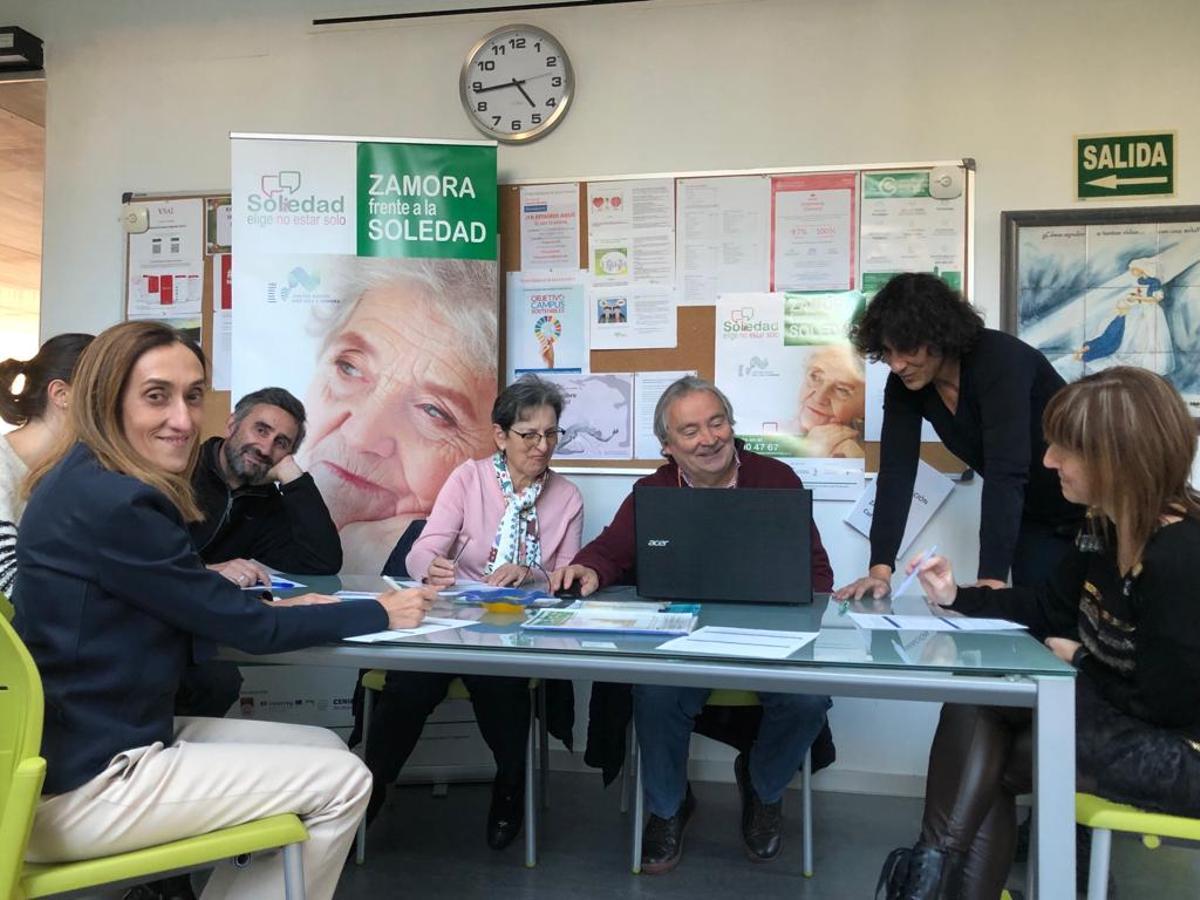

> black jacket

[
  {"left": 871, "top": 329, "right": 1084, "bottom": 581},
  {"left": 189, "top": 436, "right": 342, "bottom": 573},
  {"left": 13, "top": 443, "right": 386, "bottom": 795}
]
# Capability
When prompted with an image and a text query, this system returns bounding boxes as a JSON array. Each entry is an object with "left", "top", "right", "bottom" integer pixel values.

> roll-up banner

[{"left": 232, "top": 134, "right": 499, "bottom": 575}]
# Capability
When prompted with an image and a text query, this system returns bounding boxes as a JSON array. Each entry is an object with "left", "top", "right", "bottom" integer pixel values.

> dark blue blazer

[{"left": 13, "top": 443, "right": 386, "bottom": 795}]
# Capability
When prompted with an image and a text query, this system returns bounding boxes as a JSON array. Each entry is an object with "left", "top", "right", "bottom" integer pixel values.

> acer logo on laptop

[{"left": 646, "top": 539, "right": 670, "bottom": 547}]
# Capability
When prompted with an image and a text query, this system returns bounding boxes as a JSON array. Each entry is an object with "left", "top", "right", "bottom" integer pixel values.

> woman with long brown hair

[
  {"left": 14, "top": 320, "right": 435, "bottom": 900},
  {"left": 879, "top": 366, "right": 1200, "bottom": 899}
]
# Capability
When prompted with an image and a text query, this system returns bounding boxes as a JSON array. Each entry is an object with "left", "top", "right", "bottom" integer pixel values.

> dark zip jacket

[
  {"left": 14, "top": 443, "right": 384, "bottom": 794},
  {"left": 188, "top": 436, "right": 342, "bottom": 574}
]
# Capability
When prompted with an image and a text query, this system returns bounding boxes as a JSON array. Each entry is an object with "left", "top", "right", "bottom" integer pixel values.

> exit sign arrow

[{"left": 1085, "top": 174, "right": 1170, "bottom": 190}]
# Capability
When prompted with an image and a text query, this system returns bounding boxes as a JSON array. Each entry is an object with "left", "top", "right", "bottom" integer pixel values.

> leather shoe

[
  {"left": 735, "top": 752, "right": 783, "bottom": 862},
  {"left": 486, "top": 780, "right": 524, "bottom": 850},
  {"left": 641, "top": 785, "right": 696, "bottom": 874}
]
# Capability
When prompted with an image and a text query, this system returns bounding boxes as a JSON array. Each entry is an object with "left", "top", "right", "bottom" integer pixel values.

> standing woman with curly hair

[
  {"left": 0, "top": 332, "right": 93, "bottom": 596},
  {"left": 835, "top": 274, "right": 1084, "bottom": 600}
]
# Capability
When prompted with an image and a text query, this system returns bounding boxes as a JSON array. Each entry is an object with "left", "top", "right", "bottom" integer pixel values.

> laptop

[{"left": 634, "top": 485, "right": 814, "bottom": 604}]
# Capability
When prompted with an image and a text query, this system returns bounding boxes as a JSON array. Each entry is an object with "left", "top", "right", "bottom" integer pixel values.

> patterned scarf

[{"left": 485, "top": 451, "right": 545, "bottom": 575}]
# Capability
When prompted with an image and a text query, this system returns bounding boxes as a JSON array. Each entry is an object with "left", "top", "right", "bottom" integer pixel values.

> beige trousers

[{"left": 26, "top": 716, "right": 371, "bottom": 900}]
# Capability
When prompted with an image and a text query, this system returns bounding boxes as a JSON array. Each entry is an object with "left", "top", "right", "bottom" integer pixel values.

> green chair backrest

[
  {"left": 0, "top": 591, "right": 14, "bottom": 622},
  {"left": 0, "top": 613, "right": 46, "bottom": 896}
]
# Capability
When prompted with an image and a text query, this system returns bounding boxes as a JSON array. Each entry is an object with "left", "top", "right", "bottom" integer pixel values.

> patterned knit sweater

[{"left": 953, "top": 517, "right": 1200, "bottom": 738}]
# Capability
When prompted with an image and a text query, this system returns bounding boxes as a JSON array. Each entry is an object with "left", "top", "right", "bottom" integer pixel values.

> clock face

[{"left": 460, "top": 25, "right": 574, "bottom": 143}]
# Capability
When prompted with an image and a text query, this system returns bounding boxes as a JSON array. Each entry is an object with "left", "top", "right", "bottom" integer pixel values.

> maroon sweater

[{"left": 573, "top": 446, "right": 834, "bottom": 591}]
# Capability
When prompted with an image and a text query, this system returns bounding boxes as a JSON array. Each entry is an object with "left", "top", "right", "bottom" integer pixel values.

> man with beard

[{"left": 178, "top": 387, "right": 342, "bottom": 719}]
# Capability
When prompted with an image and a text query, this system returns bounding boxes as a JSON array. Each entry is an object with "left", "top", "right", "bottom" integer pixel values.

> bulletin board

[
  {"left": 122, "top": 191, "right": 232, "bottom": 439},
  {"left": 499, "top": 162, "right": 976, "bottom": 472}
]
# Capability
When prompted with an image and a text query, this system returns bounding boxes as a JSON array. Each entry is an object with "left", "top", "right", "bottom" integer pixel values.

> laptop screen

[{"left": 633, "top": 485, "right": 813, "bottom": 604}]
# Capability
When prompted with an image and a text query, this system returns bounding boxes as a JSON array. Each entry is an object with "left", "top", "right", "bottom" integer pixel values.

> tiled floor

[{"left": 337, "top": 772, "right": 1200, "bottom": 898}]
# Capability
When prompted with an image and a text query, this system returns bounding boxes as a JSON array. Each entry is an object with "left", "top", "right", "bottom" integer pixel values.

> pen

[
  {"left": 892, "top": 544, "right": 939, "bottom": 599},
  {"left": 450, "top": 537, "right": 471, "bottom": 566},
  {"left": 382, "top": 576, "right": 404, "bottom": 593}
]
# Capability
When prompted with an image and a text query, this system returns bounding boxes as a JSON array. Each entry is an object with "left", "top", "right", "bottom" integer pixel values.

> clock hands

[
  {"left": 474, "top": 71, "right": 558, "bottom": 95},
  {"left": 513, "top": 79, "right": 536, "bottom": 107}
]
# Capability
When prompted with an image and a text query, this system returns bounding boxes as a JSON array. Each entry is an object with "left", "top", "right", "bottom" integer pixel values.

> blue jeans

[{"left": 632, "top": 685, "right": 832, "bottom": 818}]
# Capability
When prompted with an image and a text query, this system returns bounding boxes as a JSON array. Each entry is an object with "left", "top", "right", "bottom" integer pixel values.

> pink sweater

[{"left": 406, "top": 457, "right": 584, "bottom": 582}]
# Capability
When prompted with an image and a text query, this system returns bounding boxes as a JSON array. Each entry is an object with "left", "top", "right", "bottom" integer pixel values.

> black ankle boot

[
  {"left": 877, "top": 842, "right": 965, "bottom": 900},
  {"left": 486, "top": 779, "right": 524, "bottom": 850}
]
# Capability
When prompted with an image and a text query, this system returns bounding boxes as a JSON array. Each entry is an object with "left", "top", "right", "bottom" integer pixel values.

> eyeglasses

[{"left": 508, "top": 427, "right": 566, "bottom": 447}]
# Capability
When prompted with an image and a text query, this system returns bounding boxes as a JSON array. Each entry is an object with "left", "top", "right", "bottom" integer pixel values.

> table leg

[{"left": 1033, "top": 675, "right": 1075, "bottom": 898}]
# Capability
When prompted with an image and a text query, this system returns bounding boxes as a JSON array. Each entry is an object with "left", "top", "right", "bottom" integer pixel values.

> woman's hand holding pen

[
  {"left": 378, "top": 584, "right": 439, "bottom": 629},
  {"left": 913, "top": 554, "right": 957, "bottom": 607},
  {"left": 426, "top": 556, "right": 457, "bottom": 587}
]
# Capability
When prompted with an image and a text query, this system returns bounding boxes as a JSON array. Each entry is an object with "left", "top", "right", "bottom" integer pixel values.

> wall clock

[{"left": 460, "top": 24, "right": 574, "bottom": 143}]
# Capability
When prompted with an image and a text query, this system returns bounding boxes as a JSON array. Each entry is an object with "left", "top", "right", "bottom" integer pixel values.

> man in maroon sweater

[{"left": 551, "top": 376, "right": 834, "bottom": 874}]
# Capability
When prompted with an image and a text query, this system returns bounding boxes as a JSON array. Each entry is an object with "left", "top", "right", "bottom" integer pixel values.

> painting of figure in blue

[{"left": 1015, "top": 219, "right": 1200, "bottom": 409}]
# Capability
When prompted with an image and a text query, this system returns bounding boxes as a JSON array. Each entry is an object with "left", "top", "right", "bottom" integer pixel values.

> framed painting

[{"left": 1001, "top": 206, "right": 1200, "bottom": 412}]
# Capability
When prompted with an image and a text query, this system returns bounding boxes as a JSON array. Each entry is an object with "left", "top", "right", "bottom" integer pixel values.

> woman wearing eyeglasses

[{"left": 363, "top": 375, "right": 583, "bottom": 850}]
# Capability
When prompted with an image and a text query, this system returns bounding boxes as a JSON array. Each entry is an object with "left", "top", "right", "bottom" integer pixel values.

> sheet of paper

[
  {"left": 206, "top": 198, "right": 232, "bottom": 254},
  {"left": 344, "top": 617, "right": 477, "bottom": 643},
  {"left": 127, "top": 198, "right": 205, "bottom": 319},
  {"left": 587, "top": 178, "right": 675, "bottom": 285},
  {"left": 520, "top": 183, "right": 580, "bottom": 271},
  {"left": 536, "top": 372, "right": 634, "bottom": 460},
  {"left": 843, "top": 459, "right": 954, "bottom": 557},
  {"left": 588, "top": 283, "right": 677, "bottom": 350},
  {"left": 211, "top": 253, "right": 234, "bottom": 391},
  {"left": 847, "top": 613, "right": 1027, "bottom": 632},
  {"left": 860, "top": 167, "right": 966, "bottom": 291},
  {"left": 781, "top": 458, "right": 866, "bottom": 502},
  {"left": 505, "top": 271, "right": 588, "bottom": 380},
  {"left": 770, "top": 172, "right": 857, "bottom": 291},
  {"left": 633, "top": 370, "right": 696, "bottom": 459},
  {"left": 521, "top": 607, "right": 695, "bottom": 635},
  {"left": 676, "top": 175, "right": 770, "bottom": 306},
  {"left": 657, "top": 626, "right": 819, "bottom": 660}
]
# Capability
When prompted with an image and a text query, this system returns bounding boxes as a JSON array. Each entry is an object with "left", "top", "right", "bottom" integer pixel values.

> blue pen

[{"left": 892, "top": 544, "right": 939, "bottom": 598}]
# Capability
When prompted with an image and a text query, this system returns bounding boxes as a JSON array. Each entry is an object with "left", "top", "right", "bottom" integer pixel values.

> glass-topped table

[{"left": 223, "top": 579, "right": 1076, "bottom": 897}]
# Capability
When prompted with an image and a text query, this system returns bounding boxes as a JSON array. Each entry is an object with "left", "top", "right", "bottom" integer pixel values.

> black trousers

[
  {"left": 364, "top": 671, "right": 531, "bottom": 823},
  {"left": 920, "top": 672, "right": 1200, "bottom": 899}
]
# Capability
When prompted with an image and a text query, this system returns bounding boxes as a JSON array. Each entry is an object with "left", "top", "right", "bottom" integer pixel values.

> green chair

[
  {"left": 1076, "top": 792, "right": 1200, "bottom": 900},
  {"left": 0, "top": 613, "right": 311, "bottom": 899},
  {"left": 355, "top": 670, "right": 550, "bottom": 868},
  {"left": 625, "top": 689, "right": 815, "bottom": 876}
]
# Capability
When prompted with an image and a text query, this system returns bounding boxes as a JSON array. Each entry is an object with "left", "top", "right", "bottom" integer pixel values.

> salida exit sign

[{"left": 1077, "top": 131, "right": 1174, "bottom": 199}]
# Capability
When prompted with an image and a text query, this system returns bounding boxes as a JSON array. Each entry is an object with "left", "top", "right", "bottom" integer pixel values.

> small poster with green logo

[{"left": 715, "top": 292, "right": 867, "bottom": 460}]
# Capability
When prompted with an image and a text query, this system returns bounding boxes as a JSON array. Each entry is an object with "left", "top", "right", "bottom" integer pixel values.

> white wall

[{"left": 6, "top": 0, "right": 1197, "bottom": 794}]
